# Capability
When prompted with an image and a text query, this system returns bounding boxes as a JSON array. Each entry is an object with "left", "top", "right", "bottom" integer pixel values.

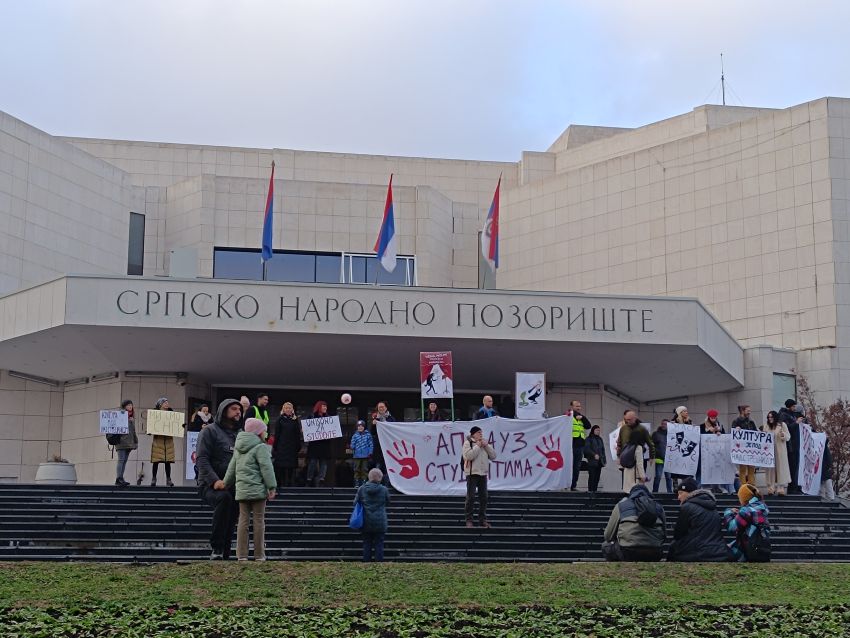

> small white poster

[
  {"left": 99, "top": 409, "right": 129, "bottom": 435},
  {"left": 185, "top": 431, "right": 200, "bottom": 480},
  {"left": 301, "top": 415, "right": 343, "bottom": 443},
  {"left": 700, "top": 434, "right": 736, "bottom": 485},
  {"left": 515, "top": 372, "right": 546, "bottom": 419},
  {"left": 664, "top": 423, "right": 701, "bottom": 476}
]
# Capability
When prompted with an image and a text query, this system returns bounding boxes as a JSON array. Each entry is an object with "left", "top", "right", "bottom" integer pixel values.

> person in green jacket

[{"left": 223, "top": 418, "right": 276, "bottom": 561}]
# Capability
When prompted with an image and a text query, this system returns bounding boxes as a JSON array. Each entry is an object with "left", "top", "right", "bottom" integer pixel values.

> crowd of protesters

[{"left": 107, "top": 393, "right": 836, "bottom": 563}]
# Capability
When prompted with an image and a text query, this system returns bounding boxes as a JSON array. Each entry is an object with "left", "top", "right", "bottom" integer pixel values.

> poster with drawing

[
  {"left": 700, "top": 434, "right": 736, "bottom": 485},
  {"left": 664, "top": 423, "right": 701, "bottom": 476},
  {"left": 608, "top": 423, "right": 652, "bottom": 462},
  {"left": 515, "top": 372, "right": 546, "bottom": 419},
  {"left": 798, "top": 423, "right": 827, "bottom": 496}
]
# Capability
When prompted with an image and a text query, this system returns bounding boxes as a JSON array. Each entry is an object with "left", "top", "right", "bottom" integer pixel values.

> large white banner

[
  {"left": 185, "top": 431, "right": 199, "bottom": 480},
  {"left": 664, "top": 424, "right": 701, "bottom": 476},
  {"left": 515, "top": 372, "right": 546, "bottom": 419},
  {"left": 301, "top": 415, "right": 343, "bottom": 443},
  {"left": 608, "top": 423, "right": 652, "bottom": 462},
  {"left": 376, "top": 416, "right": 571, "bottom": 495},
  {"left": 700, "top": 434, "right": 736, "bottom": 485},
  {"left": 731, "top": 429, "right": 774, "bottom": 468},
  {"left": 798, "top": 423, "right": 827, "bottom": 496}
]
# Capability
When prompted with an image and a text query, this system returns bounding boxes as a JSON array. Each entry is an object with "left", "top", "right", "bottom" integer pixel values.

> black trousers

[
  {"left": 199, "top": 485, "right": 239, "bottom": 558},
  {"left": 571, "top": 444, "right": 584, "bottom": 489},
  {"left": 275, "top": 465, "right": 296, "bottom": 488},
  {"left": 465, "top": 474, "right": 488, "bottom": 522},
  {"left": 587, "top": 466, "right": 602, "bottom": 492}
]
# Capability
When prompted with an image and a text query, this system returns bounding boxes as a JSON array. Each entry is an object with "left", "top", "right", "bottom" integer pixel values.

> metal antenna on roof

[{"left": 720, "top": 53, "right": 726, "bottom": 106}]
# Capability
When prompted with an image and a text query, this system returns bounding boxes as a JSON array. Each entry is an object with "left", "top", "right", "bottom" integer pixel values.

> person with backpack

[
  {"left": 723, "top": 483, "right": 771, "bottom": 562},
  {"left": 601, "top": 483, "right": 666, "bottom": 561},
  {"left": 667, "top": 478, "right": 732, "bottom": 562},
  {"left": 616, "top": 410, "right": 655, "bottom": 492},
  {"left": 222, "top": 418, "right": 277, "bottom": 561},
  {"left": 111, "top": 399, "right": 138, "bottom": 487}
]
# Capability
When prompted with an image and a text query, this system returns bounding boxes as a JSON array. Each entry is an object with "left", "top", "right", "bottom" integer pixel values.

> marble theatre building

[{"left": 0, "top": 97, "right": 848, "bottom": 486}]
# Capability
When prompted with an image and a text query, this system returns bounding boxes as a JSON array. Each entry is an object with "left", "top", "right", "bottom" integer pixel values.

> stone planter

[{"left": 34, "top": 462, "right": 77, "bottom": 485}]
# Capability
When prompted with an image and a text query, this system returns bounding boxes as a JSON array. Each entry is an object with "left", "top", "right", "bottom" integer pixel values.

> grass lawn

[{"left": 2, "top": 562, "right": 850, "bottom": 636}]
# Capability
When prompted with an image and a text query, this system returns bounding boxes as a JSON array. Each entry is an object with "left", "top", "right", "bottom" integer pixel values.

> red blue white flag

[
  {"left": 481, "top": 175, "right": 501, "bottom": 270},
  {"left": 261, "top": 161, "right": 275, "bottom": 263},
  {"left": 373, "top": 174, "right": 398, "bottom": 272}
]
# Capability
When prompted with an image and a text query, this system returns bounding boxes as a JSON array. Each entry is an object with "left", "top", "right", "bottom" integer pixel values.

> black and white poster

[{"left": 664, "top": 423, "right": 700, "bottom": 476}]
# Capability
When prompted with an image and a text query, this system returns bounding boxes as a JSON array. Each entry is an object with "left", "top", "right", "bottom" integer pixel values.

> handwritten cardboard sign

[
  {"left": 730, "top": 428, "right": 774, "bottom": 468},
  {"left": 99, "top": 410, "right": 128, "bottom": 435},
  {"left": 145, "top": 409, "right": 185, "bottom": 438},
  {"left": 301, "top": 415, "right": 343, "bottom": 443}
]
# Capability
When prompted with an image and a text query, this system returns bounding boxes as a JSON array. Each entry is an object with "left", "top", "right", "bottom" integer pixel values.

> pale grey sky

[{"left": 2, "top": 0, "right": 849, "bottom": 160}]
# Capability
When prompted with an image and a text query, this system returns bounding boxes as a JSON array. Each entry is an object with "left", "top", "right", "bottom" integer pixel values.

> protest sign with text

[
  {"left": 376, "top": 416, "right": 571, "bottom": 495},
  {"left": 301, "top": 415, "right": 343, "bottom": 443},
  {"left": 730, "top": 428, "right": 774, "bottom": 467},
  {"left": 420, "top": 351, "right": 454, "bottom": 399},
  {"left": 99, "top": 410, "right": 128, "bottom": 435},
  {"left": 145, "top": 410, "right": 184, "bottom": 438}
]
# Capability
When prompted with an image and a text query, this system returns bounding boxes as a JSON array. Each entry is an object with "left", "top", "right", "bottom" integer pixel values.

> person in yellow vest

[
  {"left": 248, "top": 393, "right": 271, "bottom": 427},
  {"left": 568, "top": 400, "right": 593, "bottom": 491},
  {"left": 150, "top": 397, "right": 175, "bottom": 487}
]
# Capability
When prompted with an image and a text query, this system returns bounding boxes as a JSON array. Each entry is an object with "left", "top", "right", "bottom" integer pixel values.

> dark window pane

[
  {"left": 214, "top": 249, "right": 262, "bottom": 280},
  {"left": 316, "top": 255, "right": 342, "bottom": 283},
  {"left": 127, "top": 212, "right": 145, "bottom": 276},
  {"left": 266, "top": 253, "right": 316, "bottom": 283},
  {"left": 351, "top": 256, "right": 367, "bottom": 284}
]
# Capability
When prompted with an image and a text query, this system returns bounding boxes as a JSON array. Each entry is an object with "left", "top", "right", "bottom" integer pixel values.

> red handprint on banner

[
  {"left": 386, "top": 439, "right": 420, "bottom": 479},
  {"left": 535, "top": 434, "right": 564, "bottom": 471}
]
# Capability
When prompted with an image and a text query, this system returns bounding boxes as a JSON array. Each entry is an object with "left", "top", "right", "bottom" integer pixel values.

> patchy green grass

[
  {"left": 2, "top": 562, "right": 850, "bottom": 636},
  {"left": 2, "top": 562, "right": 850, "bottom": 608}
]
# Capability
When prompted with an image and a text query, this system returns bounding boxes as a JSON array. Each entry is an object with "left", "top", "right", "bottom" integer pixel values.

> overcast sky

[{"left": 2, "top": 0, "right": 849, "bottom": 161}]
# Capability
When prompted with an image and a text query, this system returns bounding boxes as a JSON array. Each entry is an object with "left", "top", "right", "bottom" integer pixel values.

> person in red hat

[{"left": 702, "top": 409, "right": 734, "bottom": 493}]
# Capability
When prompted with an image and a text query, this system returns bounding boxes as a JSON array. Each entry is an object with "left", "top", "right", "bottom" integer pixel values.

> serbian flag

[
  {"left": 261, "top": 161, "right": 275, "bottom": 263},
  {"left": 373, "top": 174, "right": 398, "bottom": 272},
  {"left": 481, "top": 175, "right": 501, "bottom": 270}
]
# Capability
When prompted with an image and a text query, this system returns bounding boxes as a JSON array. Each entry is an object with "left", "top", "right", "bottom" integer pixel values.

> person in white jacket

[{"left": 462, "top": 425, "right": 497, "bottom": 528}]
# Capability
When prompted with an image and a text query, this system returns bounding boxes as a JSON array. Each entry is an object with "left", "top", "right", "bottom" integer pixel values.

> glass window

[
  {"left": 316, "top": 254, "right": 342, "bottom": 283},
  {"left": 127, "top": 212, "right": 145, "bottom": 276},
  {"left": 343, "top": 253, "right": 415, "bottom": 285},
  {"left": 773, "top": 373, "right": 796, "bottom": 411},
  {"left": 213, "top": 249, "right": 262, "bottom": 280},
  {"left": 266, "top": 252, "right": 316, "bottom": 283}
]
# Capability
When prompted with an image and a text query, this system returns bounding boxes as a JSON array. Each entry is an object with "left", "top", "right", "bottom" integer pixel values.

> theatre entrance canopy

[{"left": 0, "top": 275, "right": 743, "bottom": 401}]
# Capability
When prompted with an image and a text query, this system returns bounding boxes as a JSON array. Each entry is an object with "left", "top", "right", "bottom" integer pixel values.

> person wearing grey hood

[{"left": 195, "top": 398, "right": 243, "bottom": 560}]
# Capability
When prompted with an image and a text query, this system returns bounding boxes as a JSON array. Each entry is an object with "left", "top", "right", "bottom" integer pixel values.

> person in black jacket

[
  {"left": 271, "top": 402, "right": 302, "bottom": 488},
  {"left": 306, "top": 401, "right": 333, "bottom": 487},
  {"left": 778, "top": 399, "right": 803, "bottom": 493},
  {"left": 424, "top": 401, "right": 446, "bottom": 422},
  {"left": 583, "top": 424, "right": 607, "bottom": 492},
  {"left": 667, "top": 478, "right": 732, "bottom": 562},
  {"left": 195, "top": 398, "right": 242, "bottom": 560}
]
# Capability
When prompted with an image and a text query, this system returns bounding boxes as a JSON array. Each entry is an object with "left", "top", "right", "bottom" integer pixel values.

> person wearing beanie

[
  {"left": 222, "top": 417, "right": 276, "bottom": 561},
  {"left": 350, "top": 420, "right": 374, "bottom": 488},
  {"left": 113, "top": 399, "right": 138, "bottom": 487},
  {"left": 149, "top": 397, "right": 176, "bottom": 487},
  {"left": 701, "top": 409, "right": 733, "bottom": 494},
  {"left": 196, "top": 398, "right": 243, "bottom": 560},
  {"left": 462, "top": 425, "right": 497, "bottom": 528},
  {"left": 723, "top": 484, "right": 771, "bottom": 562},
  {"left": 667, "top": 478, "right": 732, "bottom": 562}
]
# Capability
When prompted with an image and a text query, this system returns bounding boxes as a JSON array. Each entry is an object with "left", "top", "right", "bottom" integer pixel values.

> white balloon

[{"left": 341, "top": 393, "right": 352, "bottom": 405}]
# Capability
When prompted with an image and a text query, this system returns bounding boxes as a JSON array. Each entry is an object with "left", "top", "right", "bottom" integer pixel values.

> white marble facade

[{"left": 1, "top": 97, "right": 850, "bottom": 483}]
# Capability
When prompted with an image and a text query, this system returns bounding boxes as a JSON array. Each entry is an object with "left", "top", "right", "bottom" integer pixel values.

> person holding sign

[
  {"left": 762, "top": 411, "right": 791, "bottom": 496},
  {"left": 307, "top": 401, "right": 332, "bottom": 487},
  {"left": 731, "top": 405, "right": 758, "bottom": 487},
  {"left": 150, "top": 398, "right": 176, "bottom": 487},
  {"left": 114, "top": 400, "right": 138, "bottom": 487}
]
